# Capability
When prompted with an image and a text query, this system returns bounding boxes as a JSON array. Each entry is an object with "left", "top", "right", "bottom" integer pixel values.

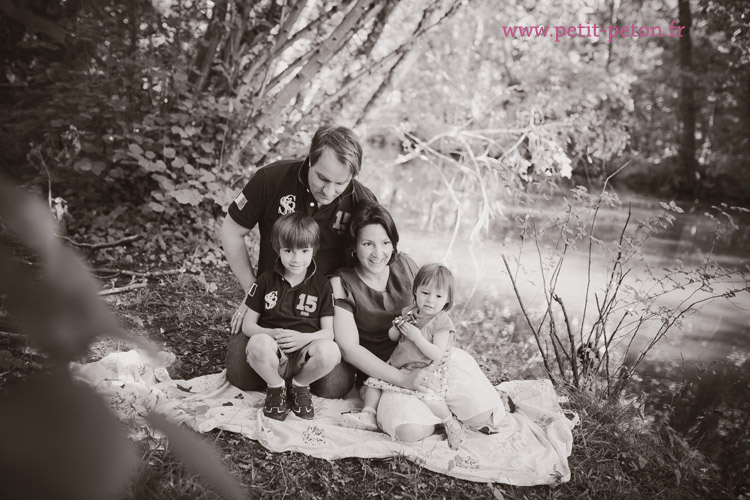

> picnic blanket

[{"left": 71, "top": 350, "right": 577, "bottom": 485}]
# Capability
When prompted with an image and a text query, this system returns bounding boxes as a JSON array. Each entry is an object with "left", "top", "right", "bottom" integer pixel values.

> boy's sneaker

[
  {"left": 341, "top": 409, "right": 379, "bottom": 432},
  {"left": 289, "top": 384, "right": 314, "bottom": 419},
  {"left": 263, "top": 386, "right": 289, "bottom": 421},
  {"left": 444, "top": 417, "right": 466, "bottom": 450}
]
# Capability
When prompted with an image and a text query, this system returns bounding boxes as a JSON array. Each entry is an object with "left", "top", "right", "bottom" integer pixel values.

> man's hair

[
  {"left": 413, "top": 263, "right": 455, "bottom": 311},
  {"left": 309, "top": 125, "right": 363, "bottom": 177},
  {"left": 345, "top": 201, "right": 399, "bottom": 266},
  {"left": 271, "top": 213, "right": 320, "bottom": 254}
]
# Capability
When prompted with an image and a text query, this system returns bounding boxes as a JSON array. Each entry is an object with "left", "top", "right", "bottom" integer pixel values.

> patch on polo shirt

[
  {"left": 247, "top": 282, "right": 257, "bottom": 297},
  {"left": 264, "top": 290, "right": 278, "bottom": 309},
  {"left": 278, "top": 194, "right": 296, "bottom": 215},
  {"left": 234, "top": 191, "right": 247, "bottom": 210}
]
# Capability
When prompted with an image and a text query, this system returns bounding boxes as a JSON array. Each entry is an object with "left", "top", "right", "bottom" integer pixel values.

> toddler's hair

[
  {"left": 413, "top": 263, "right": 454, "bottom": 311},
  {"left": 271, "top": 213, "right": 320, "bottom": 254}
]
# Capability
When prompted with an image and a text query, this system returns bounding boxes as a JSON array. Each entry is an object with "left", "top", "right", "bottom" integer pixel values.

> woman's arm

[
  {"left": 330, "top": 277, "right": 412, "bottom": 387},
  {"left": 335, "top": 306, "right": 426, "bottom": 388}
]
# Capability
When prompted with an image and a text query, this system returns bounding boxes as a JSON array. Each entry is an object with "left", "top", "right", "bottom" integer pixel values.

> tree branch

[
  {"left": 0, "top": 0, "right": 69, "bottom": 44},
  {"left": 98, "top": 281, "right": 148, "bottom": 296},
  {"left": 61, "top": 234, "right": 142, "bottom": 250},
  {"left": 93, "top": 267, "right": 184, "bottom": 279}
]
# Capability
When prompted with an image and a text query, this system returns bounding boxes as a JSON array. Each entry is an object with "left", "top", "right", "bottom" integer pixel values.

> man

[{"left": 222, "top": 125, "right": 376, "bottom": 397}]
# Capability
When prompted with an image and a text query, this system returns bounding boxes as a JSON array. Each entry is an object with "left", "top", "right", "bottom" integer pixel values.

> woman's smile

[{"left": 356, "top": 224, "right": 393, "bottom": 275}]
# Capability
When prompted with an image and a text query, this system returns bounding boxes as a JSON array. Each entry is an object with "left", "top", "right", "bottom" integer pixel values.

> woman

[{"left": 330, "top": 201, "right": 505, "bottom": 442}]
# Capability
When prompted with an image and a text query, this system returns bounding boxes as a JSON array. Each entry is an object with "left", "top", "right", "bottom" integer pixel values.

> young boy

[{"left": 238, "top": 212, "right": 340, "bottom": 420}]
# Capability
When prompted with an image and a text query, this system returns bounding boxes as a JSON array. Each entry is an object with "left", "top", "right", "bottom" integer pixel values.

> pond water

[{"left": 375, "top": 183, "right": 750, "bottom": 487}]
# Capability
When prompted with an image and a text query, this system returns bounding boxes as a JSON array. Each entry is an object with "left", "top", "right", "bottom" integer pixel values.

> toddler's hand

[{"left": 398, "top": 322, "right": 421, "bottom": 341}]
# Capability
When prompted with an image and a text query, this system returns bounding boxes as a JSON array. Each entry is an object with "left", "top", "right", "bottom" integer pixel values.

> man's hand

[
  {"left": 405, "top": 367, "right": 441, "bottom": 393},
  {"left": 398, "top": 322, "right": 422, "bottom": 342},
  {"left": 276, "top": 329, "right": 308, "bottom": 353},
  {"left": 230, "top": 302, "right": 249, "bottom": 334}
]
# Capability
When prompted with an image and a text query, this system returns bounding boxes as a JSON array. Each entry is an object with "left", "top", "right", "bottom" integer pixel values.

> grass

[{"left": 0, "top": 263, "right": 734, "bottom": 500}]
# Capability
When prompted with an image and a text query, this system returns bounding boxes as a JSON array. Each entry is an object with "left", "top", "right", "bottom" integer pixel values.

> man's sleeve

[
  {"left": 318, "top": 279, "right": 335, "bottom": 318},
  {"left": 244, "top": 273, "right": 268, "bottom": 313},
  {"left": 227, "top": 168, "right": 268, "bottom": 229}
]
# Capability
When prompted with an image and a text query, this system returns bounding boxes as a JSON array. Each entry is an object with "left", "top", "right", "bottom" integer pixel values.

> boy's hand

[
  {"left": 398, "top": 322, "right": 422, "bottom": 342},
  {"left": 230, "top": 302, "right": 249, "bottom": 334},
  {"left": 276, "top": 329, "right": 307, "bottom": 353}
]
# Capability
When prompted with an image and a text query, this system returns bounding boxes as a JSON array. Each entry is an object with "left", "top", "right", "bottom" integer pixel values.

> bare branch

[
  {"left": 61, "top": 235, "right": 142, "bottom": 251},
  {"left": 93, "top": 268, "right": 185, "bottom": 279},
  {"left": 98, "top": 281, "right": 148, "bottom": 296}
]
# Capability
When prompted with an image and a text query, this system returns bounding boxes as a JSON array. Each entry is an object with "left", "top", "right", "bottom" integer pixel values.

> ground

[{"left": 0, "top": 258, "right": 734, "bottom": 500}]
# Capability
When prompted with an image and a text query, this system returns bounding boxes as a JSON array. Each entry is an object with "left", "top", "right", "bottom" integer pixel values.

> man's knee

[
  {"left": 308, "top": 339, "right": 341, "bottom": 368},
  {"left": 310, "top": 361, "right": 355, "bottom": 398},
  {"left": 226, "top": 334, "right": 264, "bottom": 391}
]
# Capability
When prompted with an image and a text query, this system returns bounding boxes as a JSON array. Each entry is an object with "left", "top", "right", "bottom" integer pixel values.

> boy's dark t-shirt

[
  {"left": 245, "top": 259, "right": 334, "bottom": 333},
  {"left": 227, "top": 158, "right": 377, "bottom": 277}
]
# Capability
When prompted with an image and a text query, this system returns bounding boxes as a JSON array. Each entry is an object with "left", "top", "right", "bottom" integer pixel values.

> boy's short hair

[
  {"left": 271, "top": 213, "right": 320, "bottom": 254},
  {"left": 309, "top": 125, "right": 363, "bottom": 177},
  {"left": 413, "top": 263, "right": 455, "bottom": 311}
]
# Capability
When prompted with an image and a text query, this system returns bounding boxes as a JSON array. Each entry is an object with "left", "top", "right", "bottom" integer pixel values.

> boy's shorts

[
  {"left": 226, "top": 335, "right": 354, "bottom": 397},
  {"left": 276, "top": 340, "right": 318, "bottom": 380},
  {"left": 238, "top": 338, "right": 322, "bottom": 386}
]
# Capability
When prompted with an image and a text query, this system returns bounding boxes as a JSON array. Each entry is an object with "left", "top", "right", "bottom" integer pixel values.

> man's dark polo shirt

[
  {"left": 228, "top": 158, "right": 377, "bottom": 276},
  {"left": 244, "top": 259, "right": 334, "bottom": 334}
]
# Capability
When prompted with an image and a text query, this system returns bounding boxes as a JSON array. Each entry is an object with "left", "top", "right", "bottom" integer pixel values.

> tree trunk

[
  {"left": 229, "top": 0, "right": 380, "bottom": 164},
  {"left": 189, "top": 0, "right": 228, "bottom": 92},
  {"left": 678, "top": 0, "right": 698, "bottom": 196}
]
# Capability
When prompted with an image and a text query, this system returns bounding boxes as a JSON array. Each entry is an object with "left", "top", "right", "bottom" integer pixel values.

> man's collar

[{"left": 297, "top": 157, "right": 311, "bottom": 189}]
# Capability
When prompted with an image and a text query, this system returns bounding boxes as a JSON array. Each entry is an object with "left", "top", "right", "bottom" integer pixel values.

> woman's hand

[
  {"left": 276, "top": 329, "right": 307, "bottom": 352},
  {"left": 405, "top": 367, "right": 441, "bottom": 393},
  {"left": 230, "top": 302, "right": 249, "bottom": 334}
]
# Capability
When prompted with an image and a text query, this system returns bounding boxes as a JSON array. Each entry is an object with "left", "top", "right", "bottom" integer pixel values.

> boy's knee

[
  {"left": 308, "top": 340, "right": 341, "bottom": 367},
  {"left": 245, "top": 334, "right": 277, "bottom": 361}
]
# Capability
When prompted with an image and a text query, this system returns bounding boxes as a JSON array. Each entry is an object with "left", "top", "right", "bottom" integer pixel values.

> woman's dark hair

[{"left": 345, "top": 201, "right": 399, "bottom": 266}]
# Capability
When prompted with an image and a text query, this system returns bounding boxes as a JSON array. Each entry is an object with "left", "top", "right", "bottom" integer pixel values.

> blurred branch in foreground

[{"left": 0, "top": 179, "right": 245, "bottom": 500}]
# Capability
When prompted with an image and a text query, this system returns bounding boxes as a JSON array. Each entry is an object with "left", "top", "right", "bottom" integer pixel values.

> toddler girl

[{"left": 342, "top": 263, "right": 466, "bottom": 449}]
